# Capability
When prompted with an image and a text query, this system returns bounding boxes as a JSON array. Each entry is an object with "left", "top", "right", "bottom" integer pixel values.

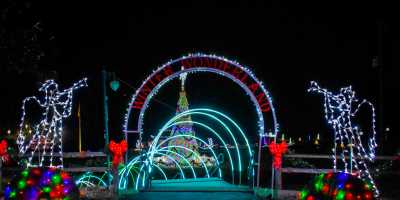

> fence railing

[{"left": 275, "top": 154, "right": 398, "bottom": 189}]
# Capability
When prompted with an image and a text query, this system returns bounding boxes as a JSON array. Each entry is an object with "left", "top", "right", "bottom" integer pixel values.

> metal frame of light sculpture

[
  {"left": 17, "top": 78, "right": 87, "bottom": 168},
  {"left": 308, "top": 81, "right": 379, "bottom": 197}
]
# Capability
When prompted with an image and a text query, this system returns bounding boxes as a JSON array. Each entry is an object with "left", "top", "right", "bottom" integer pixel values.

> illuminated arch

[
  {"left": 155, "top": 119, "right": 234, "bottom": 181},
  {"left": 123, "top": 54, "right": 279, "bottom": 144},
  {"left": 75, "top": 173, "right": 109, "bottom": 188},
  {"left": 155, "top": 149, "right": 197, "bottom": 178},
  {"left": 121, "top": 54, "right": 281, "bottom": 190}
]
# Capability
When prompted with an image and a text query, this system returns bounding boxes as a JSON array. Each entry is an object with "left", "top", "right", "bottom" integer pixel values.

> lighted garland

[
  {"left": 308, "top": 81, "right": 379, "bottom": 197},
  {"left": 3, "top": 167, "right": 79, "bottom": 199},
  {"left": 298, "top": 172, "right": 376, "bottom": 200},
  {"left": 17, "top": 78, "right": 87, "bottom": 168}
]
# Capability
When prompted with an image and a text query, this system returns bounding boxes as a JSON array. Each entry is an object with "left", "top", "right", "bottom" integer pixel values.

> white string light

[
  {"left": 308, "top": 81, "right": 379, "bottom": 197},
  {"left": 17, "top": 78, "right": 87, "bottom": 168}
]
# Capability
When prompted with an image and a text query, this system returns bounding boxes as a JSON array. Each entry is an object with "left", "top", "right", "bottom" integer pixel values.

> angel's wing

[
  {"left": 351, "top": 100, "right": 378, "bottom": 160},
  {"left": 17, "top": 96, "right": 46, "bottom": 153}
]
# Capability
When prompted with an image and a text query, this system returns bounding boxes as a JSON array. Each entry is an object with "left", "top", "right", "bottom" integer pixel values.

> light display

[
  {"left": 308, "top": 81, "right": 379, "bottom": 197},
  {"left": 268, "top": 141, "right": 288, "bottom": 170},
  {"left": 122, "top": 53, "right": 279, "bottom": 153},
  {"left": 3, "top": 167, "right": 79, "bottom": 199},
  {"left": 121, "top": 54, "right": 281, "bottom": 190},
  {"left": 17, "top": 78, "right": 87, "bottom": 168},
  {"left": 149, "top": 109, "right": 252, "bottom": 183},
  {"left": 109, "top": 140, "right": 128, "bottom": 168},
  {"left": 298, "top": 172, "right": 376, "bottom": 200},
  {"left": 110, "top": 108, "right": 253, "bottom": 191},
  {"left": 75, "top": 172, "right": 111, "bottom": 188},
  {"left": 167, "top": 72, "right": 199, "bottom": 162},
  {"left": 75, "top": 108, "right": 251, "bottom": 191}
]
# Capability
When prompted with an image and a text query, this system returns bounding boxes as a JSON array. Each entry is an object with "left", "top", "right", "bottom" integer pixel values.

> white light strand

[
  {"left": 17, "top": 78, "right": 87, "bottom": 168},
  {"left": 308, "top": 81, "right": 379, "bottom": 197}
]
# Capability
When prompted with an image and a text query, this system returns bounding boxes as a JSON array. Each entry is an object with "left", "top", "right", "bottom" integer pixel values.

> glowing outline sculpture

[
  {"left": 17, "top": 78, "right": 87, "bottom": 168},
  {"left": 308, "top": 81, "right": 379, "bottom": 197}
]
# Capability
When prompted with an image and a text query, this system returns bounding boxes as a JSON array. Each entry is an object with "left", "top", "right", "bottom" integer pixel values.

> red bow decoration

[
  {"left": 268, "top": 141, "right": 288, "bottom": 170},
  {"left": 109, "top": 140, "right": 128, "bottom": 168},
  {"left": 0, "top": 139, "right": 10, "bottom": 164}
]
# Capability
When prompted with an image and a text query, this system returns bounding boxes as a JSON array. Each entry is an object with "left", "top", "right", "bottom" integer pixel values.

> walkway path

[{"left": 124, "top": 192, "right": 256, "bottom": 200}]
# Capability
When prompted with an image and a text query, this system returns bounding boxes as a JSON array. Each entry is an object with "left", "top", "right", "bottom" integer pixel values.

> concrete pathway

[{"left": 124, "top": 192, "right": 256, "bottom": 200}]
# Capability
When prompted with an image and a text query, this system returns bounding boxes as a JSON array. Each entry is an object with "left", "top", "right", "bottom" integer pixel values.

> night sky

[{"left": 0, "top": 1, "right": 398, "bottom": 154}]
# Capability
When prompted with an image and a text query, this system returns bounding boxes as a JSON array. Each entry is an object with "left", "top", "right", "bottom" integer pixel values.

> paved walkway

[
  {"left": 124, "top": 192, "right": 256, "bottom": 200},
  {"left": 148, "top": 178, "right": 252, "bottom": 192},
  {"left": 122, "top": 178, "right": 257, "bottom": 200}
]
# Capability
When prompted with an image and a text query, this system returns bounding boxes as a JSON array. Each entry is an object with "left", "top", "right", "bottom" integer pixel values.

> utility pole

[
  {"left": 0, "top": 161, "right": 2, "bottom": 190},
  {"left": 101, "top": 68, "right": 111, "bottom": 184},
  {"left": 78, "top": 103, "right": 82, "bottom": 152},
  {"left": 256, "top": 134, "right": 262, "bottom": 188},
  {"left": 376, "top": 19, "right": 385, "bottom": 153}
]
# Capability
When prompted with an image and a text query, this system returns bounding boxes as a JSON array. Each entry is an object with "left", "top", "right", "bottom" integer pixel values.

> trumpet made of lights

[
  {"left": 308, "top": 81, "right": 379, "bottom": 197},
  {"left": 17, "top": 78, "right": 87, "bottom": 168}
]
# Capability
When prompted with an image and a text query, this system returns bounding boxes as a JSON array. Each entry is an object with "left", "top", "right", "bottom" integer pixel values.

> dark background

[{"left": 0, "top": 0, "right": 398, "bottom": 154}]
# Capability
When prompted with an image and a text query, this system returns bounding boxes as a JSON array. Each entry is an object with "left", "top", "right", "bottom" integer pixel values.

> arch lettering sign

[{"left": 123, "top": 54, "right": 279, "bottom": 144}]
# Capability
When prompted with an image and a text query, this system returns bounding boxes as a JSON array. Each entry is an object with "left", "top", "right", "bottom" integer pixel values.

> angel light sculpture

[
  {"left": 17, "top": 78, "right": 87, "bottom": 168},
  {"left": 308, "top": 81, "right": 379, "bottom": 197}
]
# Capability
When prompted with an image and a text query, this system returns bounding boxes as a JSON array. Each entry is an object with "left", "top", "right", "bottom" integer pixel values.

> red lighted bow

[
  {"left": 109, "top": 140, "right": 128, "bottom": 168},
  {"left": 0, "top": 139, "right": 10, "bottom": 164},
  {"left": 268, "top": 141, "right": 288, "bottom": 169}
]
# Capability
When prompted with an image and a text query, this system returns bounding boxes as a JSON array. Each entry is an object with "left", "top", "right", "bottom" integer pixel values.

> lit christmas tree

[{"left": 167, "top": 68, "right": 199, "bottom": 164}]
